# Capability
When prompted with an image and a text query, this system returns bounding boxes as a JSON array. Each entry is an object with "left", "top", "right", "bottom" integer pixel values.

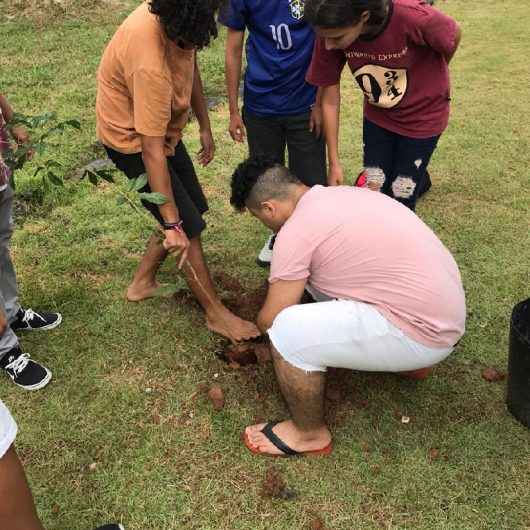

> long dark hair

[
  {"left": 149, "top": 0, "right": 225, "bottom": 49},
  {"left": 304, "top": 0, "right": 388, "bottom": 28}
]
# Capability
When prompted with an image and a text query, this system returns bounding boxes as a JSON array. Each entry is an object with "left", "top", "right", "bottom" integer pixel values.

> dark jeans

[
  {"left": 242, "top": 107, "right": 327, "bottom": 186},
  {"left": 361, "top": 119, "right": 440, "bottom": 210},
  {"left": 105, "top": 142, "right": 208, "bottom": 239}
]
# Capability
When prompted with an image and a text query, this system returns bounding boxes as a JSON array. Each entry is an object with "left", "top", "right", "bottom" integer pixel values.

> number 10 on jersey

[{"left": 270, "top": 24, "right": 293, "bottom": 51}]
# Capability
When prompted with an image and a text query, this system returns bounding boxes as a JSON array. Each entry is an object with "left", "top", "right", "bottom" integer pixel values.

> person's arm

[
  {"left": 191, "top": 57, "right": 215, "bottom": 166},
  {"left": 257, "top": 279, "right": 307, "bottom": 334},
  {"left": 445, "top": 24, "right": 462, "bottom": 64},
  {"left": 225, "top": 28, "right": 246, "bottom": 143},
  {"left": 140, "top": 135, "right": 190, "bottom": 267},
  {"left": 321, "top": 84, "right": 343, "bottom": 186}
]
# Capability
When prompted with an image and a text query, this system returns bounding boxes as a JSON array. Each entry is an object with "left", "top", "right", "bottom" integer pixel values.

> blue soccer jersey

[{"left": 219, "top": 0, "right": 317, "bottom": 116}]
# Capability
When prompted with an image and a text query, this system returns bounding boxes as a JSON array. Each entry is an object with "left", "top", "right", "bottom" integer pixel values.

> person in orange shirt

[{"left": 96, "top": 0, "right": 259, "bottom": 342}]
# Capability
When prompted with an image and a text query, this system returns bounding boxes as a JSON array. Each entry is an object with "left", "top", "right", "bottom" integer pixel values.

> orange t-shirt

[{"left": 96, "top": 2, "right": 194, "bottom": 156}]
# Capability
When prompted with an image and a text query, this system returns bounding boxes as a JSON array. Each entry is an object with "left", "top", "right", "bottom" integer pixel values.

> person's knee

[
  {"left": 391, "top": 175, "right": 417, "bottom": 199},
  {"left": 271, "top": 305, "right": 298, "bottom": 333}
]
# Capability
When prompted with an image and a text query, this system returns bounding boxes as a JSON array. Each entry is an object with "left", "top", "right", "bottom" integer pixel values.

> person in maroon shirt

[{"left": 305, "top": 0, "right": 462, "bottom": 210}]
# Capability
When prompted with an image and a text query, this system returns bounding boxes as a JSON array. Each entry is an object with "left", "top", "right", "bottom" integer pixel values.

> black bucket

[{"left": 506, "top": 298, "right": 530, "bottom": 428}]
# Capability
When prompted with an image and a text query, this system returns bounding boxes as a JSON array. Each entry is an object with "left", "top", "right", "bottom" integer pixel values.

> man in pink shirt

[{"left": 230, "top": 157, "right": 466, "bottom": 457}]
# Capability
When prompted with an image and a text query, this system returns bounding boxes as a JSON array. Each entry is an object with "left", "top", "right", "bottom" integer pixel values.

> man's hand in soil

[
  {"left": 163, "top": 229, "right": 190, "bottom": 269},
  {"left": 197, "top": 128, "right": 215, "bottom": 166}
]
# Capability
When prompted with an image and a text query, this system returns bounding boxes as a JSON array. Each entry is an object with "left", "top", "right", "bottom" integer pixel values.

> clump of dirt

[
  {"left": 261, "top": 466, "right": 297, "bottom": 500},
  {"left": 481, "top": 367, "right": 506, "bottom": 382},
  {"left": 207, "top": 384, "right": 225, "bottom": 411},
  {"left": 428, "top": 448, "right": 440, "bottom": 462}
]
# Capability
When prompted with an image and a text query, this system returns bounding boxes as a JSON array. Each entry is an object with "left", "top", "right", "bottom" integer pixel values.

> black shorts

[
  {"left": 242, "top": 107, "right": 327, "bottom": 187},
  {"left": 105, "top": 142, "right": 208, "bottom": 239}
]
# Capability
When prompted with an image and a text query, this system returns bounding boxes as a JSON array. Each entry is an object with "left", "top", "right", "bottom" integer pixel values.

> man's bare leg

[
  {"left": 0, "top": 445, "right": 44, "bottom": 530},
  {"left": 245, "top": 346, "right": 331, "bottom": 455},
  {"left": 184, "top": 237, "right": 259, "bottom": 342},
  {"left": 126, "top": 233, "right": 167, "bottom": 301}
]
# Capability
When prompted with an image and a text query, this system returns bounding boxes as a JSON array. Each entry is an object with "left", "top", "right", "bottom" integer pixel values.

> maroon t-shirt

[{"left": 306, "top": 0, "right": 459, "bottom": 138}]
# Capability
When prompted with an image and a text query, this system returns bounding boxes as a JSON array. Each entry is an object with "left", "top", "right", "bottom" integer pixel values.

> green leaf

[
  {"left": 47, "top": 172, "right": 64, "bottom": 186},
  {"left": 126, "top": 178, "right": 137, "bottom": 192},
  {"left": 82, "top": 169, "right": 99, "bottom": 186},
  {"left": 88, "top": 173, "right": 98, "bottom": 186},
  {"left": 116, "top": 196, "right": 127, "bottom": 206},
  {"left": 132, "top": 173, "right": 148, "bottom": 192},
  {"left": 64, "top": 119, "right": 81, "bottom": 130},
  {"left": 30, "top": 112, "right": 57, "bottom": 129},
  {"left": 45, "top": 160, "right": 63, "bottom": 170},
  {"left": 139, "top": 192, "right": 168, "bottom": 205}
]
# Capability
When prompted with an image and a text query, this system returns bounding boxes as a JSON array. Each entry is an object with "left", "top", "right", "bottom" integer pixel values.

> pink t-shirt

[
  {"left": 306, "top": 0, "right": 459, "bottom": 138},
  {"left": 270, "top": 186, "right": 466, "bottom": 348}
]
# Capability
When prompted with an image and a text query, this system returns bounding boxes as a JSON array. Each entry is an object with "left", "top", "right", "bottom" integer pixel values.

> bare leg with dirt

[
  {"left": 126, "top": 233, "right": 167, "bottom": 302},
  {"left": 127, "top": 234, "right": 259, "bottom": 342},
  {"left": 0, "top": 445, "right": 44, "bottom": 530},
  {"left": 183, "top": 237, "right": 259, "bottom": 342},
  {"left": 245, "top": 345, "right": 332, "bottom": 455}
]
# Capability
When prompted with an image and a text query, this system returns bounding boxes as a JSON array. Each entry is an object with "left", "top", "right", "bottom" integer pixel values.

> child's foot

[
  {"left": 11, "top": 307, "right": 62, "bottom": 332},
  {"left": 126, "top": 280, "right": 160, "bottom": 302},
  {"left": 1, "top": 347, "right": 52, "bottom": 390}
]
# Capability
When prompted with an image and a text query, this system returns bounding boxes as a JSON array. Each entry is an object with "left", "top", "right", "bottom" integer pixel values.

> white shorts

[
  {"left": 0, "top": 399, "right": 17, "bottom": 459},
  {"left": 268, "top": 298, "right": 453, "bottom": 373}
]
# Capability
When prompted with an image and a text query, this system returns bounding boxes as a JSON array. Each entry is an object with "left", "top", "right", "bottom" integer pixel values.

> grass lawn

[{"left": 1, "top": 0, "right": 529, "bottom": 528}]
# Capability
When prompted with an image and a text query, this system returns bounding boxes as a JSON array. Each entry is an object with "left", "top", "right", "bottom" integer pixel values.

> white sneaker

[{"left": 257, "top": 234, "right": 276, "bottom": 267}]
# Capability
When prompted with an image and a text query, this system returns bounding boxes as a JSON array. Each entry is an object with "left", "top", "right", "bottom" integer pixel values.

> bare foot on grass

[
  {"left": 126, "top": 280, "right": 161, "bottom": 302},
  {"left": 245, "top": 420, "right": 332, "bottom": 456},
  {"left": 206, "top": 306, "right": 260, "bottom": 343}
]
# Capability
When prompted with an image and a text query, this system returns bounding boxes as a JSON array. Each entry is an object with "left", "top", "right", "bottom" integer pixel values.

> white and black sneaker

[
  {"left": 10, "top": 307, "right": 62, "bottom": 332},
  {"left": 93, "top": 525, "right": 125, "bottom": 530},
  {"left": 257, "top": 234, "right": 277, "bottom": 267},
  {"left": 0, "top": 348, "right": 52, "bottom": 390}
]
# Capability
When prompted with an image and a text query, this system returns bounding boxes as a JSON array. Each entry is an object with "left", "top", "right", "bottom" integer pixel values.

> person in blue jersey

[{"left": 219, "top": 0, "right": 327, "bottom": 266}]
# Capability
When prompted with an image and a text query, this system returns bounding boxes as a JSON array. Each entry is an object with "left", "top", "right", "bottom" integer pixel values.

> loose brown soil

[
  {"left": 261, "top": 466, "right": 297, "bottom": 500},
  {"left": 309, "top": 516, "right": 327, "bottom": 530},
  {"left": 217, "top": 340, "right": 272, "bottom": 367}
]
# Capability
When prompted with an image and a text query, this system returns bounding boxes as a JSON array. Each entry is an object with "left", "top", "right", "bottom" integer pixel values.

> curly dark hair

[
  {"left": 149, "top": 0, "right": 225, "bottom": 49},
  {"left": 230, "top": 156, "right": 301, "bottom": 211}
]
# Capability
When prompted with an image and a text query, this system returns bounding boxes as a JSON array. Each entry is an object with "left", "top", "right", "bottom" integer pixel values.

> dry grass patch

[{"left": 4, "top": 0, "right": 130, "bottom": 23}]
